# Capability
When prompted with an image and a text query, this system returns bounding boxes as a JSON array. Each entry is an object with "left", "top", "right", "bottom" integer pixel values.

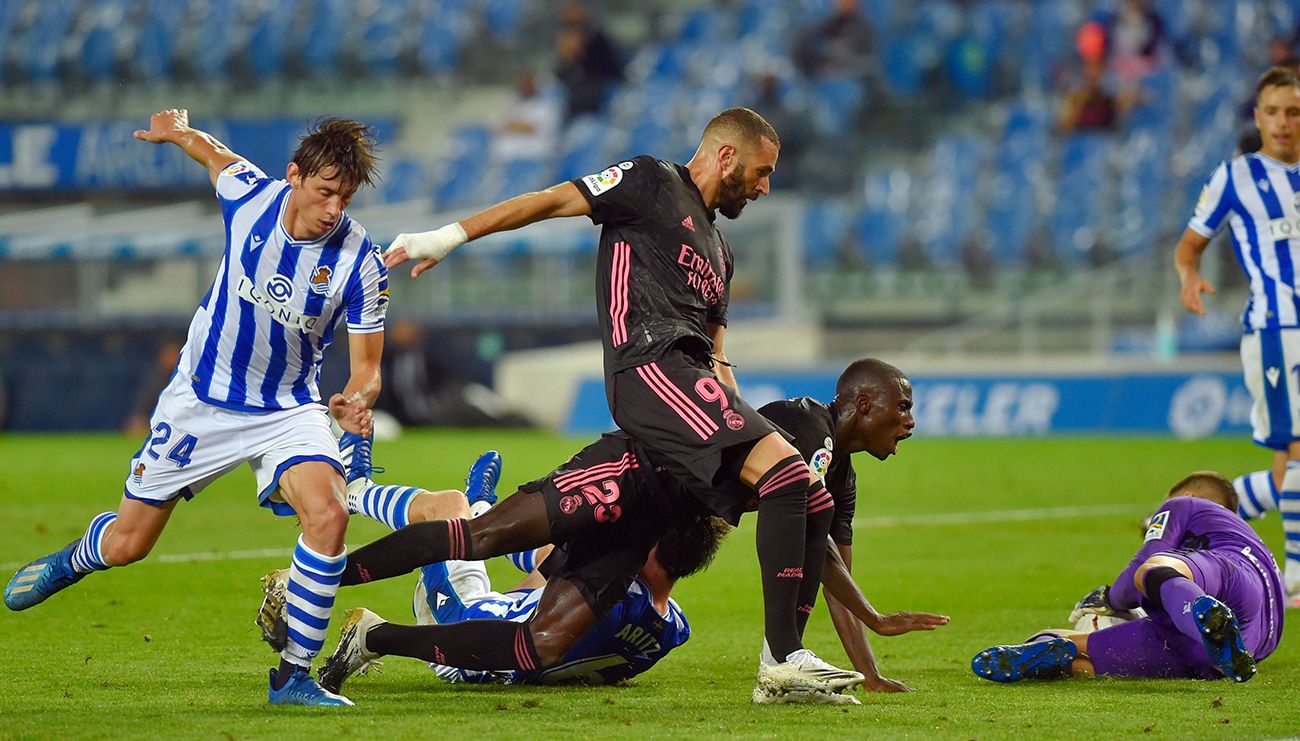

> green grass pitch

[{"left": 2, "top": 431, "right": 1299, "bottom": 739}]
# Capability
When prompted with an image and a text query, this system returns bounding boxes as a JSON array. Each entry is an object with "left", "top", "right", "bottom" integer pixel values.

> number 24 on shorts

[{"left": 145, "top": 422, "right": 199, "bottom": 468}]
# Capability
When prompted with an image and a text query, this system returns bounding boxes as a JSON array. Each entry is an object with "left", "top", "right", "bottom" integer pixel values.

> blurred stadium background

[{"left": 0, "top": 0, "right": 1288, "bottom": 437}]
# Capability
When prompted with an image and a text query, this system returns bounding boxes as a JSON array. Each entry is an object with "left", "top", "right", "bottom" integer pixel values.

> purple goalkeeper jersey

[{"left": 1108, "top": 496, "right": 1285, "bottom": 659}]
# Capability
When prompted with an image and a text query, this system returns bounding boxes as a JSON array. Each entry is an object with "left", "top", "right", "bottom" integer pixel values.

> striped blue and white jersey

[
  {"left": 178, "top": 160, "right": 388, "bottom": 411},
  {"left": 1189, "top": 153, "right": 1300, "bottom": 331}
]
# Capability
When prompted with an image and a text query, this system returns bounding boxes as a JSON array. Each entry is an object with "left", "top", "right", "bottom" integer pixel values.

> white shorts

[
  {"left": 123, "top": 372, "right": 343, "bottom": 515},
  {"left": 1240, "top": 328, "right": 1300, "bottom": 450}
]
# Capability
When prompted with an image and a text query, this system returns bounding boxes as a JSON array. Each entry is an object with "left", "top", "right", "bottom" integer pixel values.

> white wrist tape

[{"left": 398, "top": 223, "right": 467, "bottom": 262}]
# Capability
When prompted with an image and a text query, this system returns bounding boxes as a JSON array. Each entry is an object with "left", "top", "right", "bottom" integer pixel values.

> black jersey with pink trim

[
  {"left": 758, "top": 398, "right": 858, "bottom": 545},
  {"left": 572, "top": 155, "right": 734, "bottom": 375}
]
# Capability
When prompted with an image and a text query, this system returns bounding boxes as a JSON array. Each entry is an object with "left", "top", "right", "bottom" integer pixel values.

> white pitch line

[
  {"left": 1, "top": 503, "right": 1150, "bottom": 571},
  {"left": 856, "top": 503, "right": 1149, "bottom": 529}
]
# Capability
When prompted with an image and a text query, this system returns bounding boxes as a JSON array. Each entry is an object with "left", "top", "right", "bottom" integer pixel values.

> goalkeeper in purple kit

[{"left": 973, "top": 472, "right": 1284, "bottom": 683}]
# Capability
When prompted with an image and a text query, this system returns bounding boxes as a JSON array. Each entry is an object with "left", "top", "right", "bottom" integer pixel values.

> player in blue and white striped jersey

[
  {"left": 1175, "top": 67, "right": 1300, "bottom": 608},
  {"left": 3, "top": 109, "right": 387, "bottom": 706}
]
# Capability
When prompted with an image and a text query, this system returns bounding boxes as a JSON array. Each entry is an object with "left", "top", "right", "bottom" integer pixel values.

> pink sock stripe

[
  {"left": 515, "top": 627, "right": 536, "bottom": 671},
  {"left": 635, "top": 363, "right": 717, "bottom": 440},
  {"left": 807, "top": 492, "right": 835, "bottom": 514},
  {"left": 553, "top": 453, "right": 640, "bottom": 492},
  {"left": 609, "top": 241, "right": 631, "bottom": 346},
  {"left": 758, "top": 460, "right": 811, "bottom": 496},
  {"left": 447, "top": 519, "right": 465, "bottom": 560}
]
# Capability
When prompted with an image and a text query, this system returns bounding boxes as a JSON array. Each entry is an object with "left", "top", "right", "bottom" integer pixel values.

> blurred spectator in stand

[
  {"left": 793, "top": 0, "right": 874, "bottom": 81},
  {"left": 377, "top": 320, "right": 445, "bottom": 427},
  {"left": 121, "top": 341, "right": 181, "bottom": 437},
  {"left": 490, "top": 72, "right": 563, "bottom": 162},
  {"left": 1083, "top": 0, "right": 1165, "bottom": 87},
  {"left": 377, "top": 320, "right": 535, "bottom": 429},
  {"left": 554, "top": 3, "right": 624, "bottom": 122},
  {"left": 1056, "top": 60, "right": 1120, "bottom": 132},
  {"left": 746, "top": 72, "right": 812, "bottom": 188}
]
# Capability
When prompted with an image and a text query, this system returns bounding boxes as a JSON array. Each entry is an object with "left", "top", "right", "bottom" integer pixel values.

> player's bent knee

[
  {"left": 299, "top": 497, "right": 350, "bottom": 537},
  {"left": 407, "top": 490, "right": 469, "bottom": 524}
]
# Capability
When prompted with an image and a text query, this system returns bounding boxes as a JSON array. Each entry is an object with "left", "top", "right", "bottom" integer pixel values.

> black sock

[
  {"left": 366, "top": 618, "right": 542, "bottom": 672},
  {"left": 272, "top": 657, "right": 307, "bottom": 689},
  {"left": 795, "top": 498, "right": 835, "bottom": 639},
  {"left": 340, "top": 519, "right": 475, "bottom": 587},
  {"left": 755, "top": 455, "right": 810, "bottom": 661}
]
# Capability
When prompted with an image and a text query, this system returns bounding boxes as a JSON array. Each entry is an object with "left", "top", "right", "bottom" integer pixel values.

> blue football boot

[
  {"left": 971, "top": 637, "right": 1077, "bottom": 682},
  {"left": 1191, "top": 595, "right": 1256, "bottom": 683},
  {"left": 338, "top": 431, "right": 382, "bottom": 485},
  {"left": 464, "top": 450, "right": 502, "bottom": 516},
  {"left": 268, "top": 667, "right": 354, "bottom": 707},
  {"left": 5, "top": 540, "right": 84, "bottom": 611}
]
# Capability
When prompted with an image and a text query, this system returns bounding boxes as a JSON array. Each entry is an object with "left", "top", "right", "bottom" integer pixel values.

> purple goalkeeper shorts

[{"left": 1088, "top": 548, "right": 1281, "bottom": 678}]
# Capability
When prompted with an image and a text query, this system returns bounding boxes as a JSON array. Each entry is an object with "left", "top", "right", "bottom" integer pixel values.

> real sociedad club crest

[
  {"left": 309, "top": 266, "right": 332, "bottom": 295},
  {"left": 1293, "top": 191, "right": 1300, "bottom": 212}
]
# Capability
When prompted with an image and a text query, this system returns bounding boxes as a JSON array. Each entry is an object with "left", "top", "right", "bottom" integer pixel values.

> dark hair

[
  {"left": 703, "top": 107, "right": 780, "bottom": 149},
  {"left": 654, "top": 515, "right": 731, "bottom": 581},
  {"left": 1256, "top": 66, "right": 1300, "bottom": 101},
  {"left": 835, "top": 357, "right": 905, "bottom": 399},
  {"left": 1167, "top": 471, "right": 1238, "bottom": 513},
  {"left": 291, "top": 118, "right": 380, "bottom": 188}
]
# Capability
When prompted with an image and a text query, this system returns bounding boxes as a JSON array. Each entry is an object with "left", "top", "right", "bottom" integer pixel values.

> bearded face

[{"left": 718, "top": 163, "right": 750, "bottom": 219}]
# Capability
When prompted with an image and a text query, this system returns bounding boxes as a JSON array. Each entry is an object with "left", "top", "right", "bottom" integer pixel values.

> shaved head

[
  {"left": 701, "top": 107, "right": 780, "bottom": 150},
  {"left": 835, "top": 358, "right": 906, "bottom": 398}
]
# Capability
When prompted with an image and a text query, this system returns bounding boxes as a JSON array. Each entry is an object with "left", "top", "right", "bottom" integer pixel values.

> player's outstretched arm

[
  {"left": 132, "top": 108, "right": 242, "bottom": 187},
  {"left": 330, "top": 331, "right": 382, "bottom": 437},
  {"left": 821, "top": 540, "right": 949, "bottom": 692},
  {"left": 384, "top": 181, "right": 593, "bottom": 278},
  {"left": 1173, "top": 228, "right": 1215, "bottom": 316}
]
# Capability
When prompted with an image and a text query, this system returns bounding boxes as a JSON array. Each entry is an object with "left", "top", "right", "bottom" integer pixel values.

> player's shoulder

[
  {"left": 759, "top": 396, "right": 831, "bottom": 429},
  {"left": 216, "top": 159, "right": 275, "bottom": 196}
]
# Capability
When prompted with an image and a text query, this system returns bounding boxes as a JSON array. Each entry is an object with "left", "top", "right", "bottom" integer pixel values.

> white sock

[
  {"left": 1234, "top": 470, "right": 1279, "bottom": 520},
  {"left": 1280, "top": 462, "right": 1300, "bottom": 593}
]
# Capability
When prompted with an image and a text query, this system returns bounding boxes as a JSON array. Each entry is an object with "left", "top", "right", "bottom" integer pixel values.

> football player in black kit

[
  {"left": 384, "top": 109, "right": 866, "bottom": 695},
  {"left": 285, "top": 357, "right": 947, "bottom": 703}
]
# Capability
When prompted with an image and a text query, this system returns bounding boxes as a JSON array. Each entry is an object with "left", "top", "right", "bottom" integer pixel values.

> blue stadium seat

[
  {"left": 1049, "top": 132, "right": 1113, "bottom": 263},
  {"left": 418, "top": 11, "right": 467, "bottom": 74},
  {"left": 20, "top": 0, "right": 78, "bottom": 83},
  {"left": 496, "top": 157, "right": 555, "bottom": 200},
  {"left": 303, "top": 0, "right": 354, "bottom": 78},
  {"left": 984, "top": 165, "right": 1039, "bottom": 266},
  {"left": 808, "top": 76, "right": 865, "bottom": 137},
  {"left": 80, "top": 26, "right": 120, "bottom": 85},
  {"left": 377, "top": 158, "right": 431, "bottom": 204},
  {"left": 433, "top": 153, "right": 485, "bottom": 210},
  {"left": 451, "top": 125, "right": 492, "bottom": 156},
  {"left": 856, "top": 168, "right": 912, "bottom": 266},
  {"left": 357, "top": 0, "right": 407, "bottom": 77},
  {"left": 134, "top": 0, "right": 184, "bottom": 82},
  {"left": 802, "top": 201, "right": 854, "bottom": 268},
  {"left": 0, "top": 0, "right": 24, "bottom": 66},
  {"left": 677, "top": 8, "right": 729, "bottom": 44},
  {"left": 189, "top": 0, "right": 238, "bottom": 79},
  {"left": 880, "top": 35, "right": 923, "bottom": 98},
  {"left": 483, "top": 0, "right": 526, "bottom": 40},
  {"left": 555, "top": 114, "right": 615, "bottom": 182},
  {"left": 247, "top": 0, "right": 301, "bottom": 80}
]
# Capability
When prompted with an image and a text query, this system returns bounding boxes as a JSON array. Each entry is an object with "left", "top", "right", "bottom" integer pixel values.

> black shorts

[
  {"left": 521, "top": 432, "right": 695, "bottom": 614},
  {"left": 607, "top": 351, "right": 785, "bottom": 522}
]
